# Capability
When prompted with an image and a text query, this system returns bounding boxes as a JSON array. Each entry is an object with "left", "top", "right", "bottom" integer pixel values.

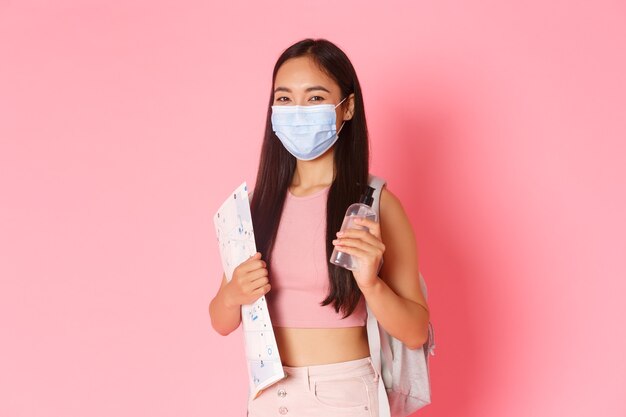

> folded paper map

[{"left": 213, "top": 182, "right": 285, "bottom": 399}]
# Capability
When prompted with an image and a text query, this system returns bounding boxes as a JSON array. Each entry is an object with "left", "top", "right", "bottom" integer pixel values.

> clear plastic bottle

[{"left": 329, "top": 186, "right": 377, "bottom": 271}]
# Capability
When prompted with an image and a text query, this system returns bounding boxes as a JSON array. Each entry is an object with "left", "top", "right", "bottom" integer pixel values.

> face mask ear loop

[
  {"left": 334, "top": 96, "right": 348, "bottom": 109},
  {"left": 336, "top": 121, "right": 346, "bottom": 137},
  {"left": 335, "top": 96, "right": 351, "bottom": 126}
]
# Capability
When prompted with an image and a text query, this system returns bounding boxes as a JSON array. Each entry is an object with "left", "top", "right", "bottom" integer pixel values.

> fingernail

[{"left": 336, "top": 231, "right": 344, "bottom": 237}]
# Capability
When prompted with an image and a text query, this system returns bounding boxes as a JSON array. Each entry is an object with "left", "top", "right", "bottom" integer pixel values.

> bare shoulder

[
  {"left": 379, "top": 186, "right": 400, "bottom": 211},
  {"left": 379, "top": 186, "right": 413, "bottom": 232}
]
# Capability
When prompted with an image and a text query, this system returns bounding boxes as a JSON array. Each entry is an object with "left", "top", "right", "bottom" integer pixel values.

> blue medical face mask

[{"left": 271, "top": 97, "right": 347, "bottom": 161}]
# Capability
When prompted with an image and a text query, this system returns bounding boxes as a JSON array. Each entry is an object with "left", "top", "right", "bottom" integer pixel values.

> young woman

[{"left": 209, "top": 38, "right": 430, "bottom": 417}]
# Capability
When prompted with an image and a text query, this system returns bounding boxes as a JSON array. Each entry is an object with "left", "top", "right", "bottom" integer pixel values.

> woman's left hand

[{"left": 332, "top": 217, "right": 385, "bottom": 289}]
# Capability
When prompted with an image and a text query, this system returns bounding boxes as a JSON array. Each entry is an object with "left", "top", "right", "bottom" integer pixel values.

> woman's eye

[
  {"left": 309, "top": 96, "right": 325, "bottom": 102},
  {"left": 275, "top": 96, "right": 290, "bottom": 103}
]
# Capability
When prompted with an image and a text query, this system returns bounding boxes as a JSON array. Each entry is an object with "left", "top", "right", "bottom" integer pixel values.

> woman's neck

[{"left": 291, "top": 148, "right": 335, "bottom": 192}]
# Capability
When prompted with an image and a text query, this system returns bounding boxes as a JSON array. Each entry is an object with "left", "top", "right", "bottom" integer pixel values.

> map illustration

[{"left": 213, "top": 182, "right": 284, "bottom": 399}]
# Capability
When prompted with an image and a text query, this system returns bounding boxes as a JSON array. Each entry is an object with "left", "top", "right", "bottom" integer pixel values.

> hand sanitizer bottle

[{"left": 330, "top": 186, "right": 377, "bottom": 271}]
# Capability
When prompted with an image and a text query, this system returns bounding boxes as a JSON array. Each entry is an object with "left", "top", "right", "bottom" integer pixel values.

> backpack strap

[{"left": 365, "top": 174, "right": 393, "bottom": 417}]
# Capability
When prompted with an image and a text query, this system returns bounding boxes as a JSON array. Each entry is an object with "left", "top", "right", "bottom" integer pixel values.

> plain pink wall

[{"left": 1, "top": 1, "right": 625, "bottom": 416}]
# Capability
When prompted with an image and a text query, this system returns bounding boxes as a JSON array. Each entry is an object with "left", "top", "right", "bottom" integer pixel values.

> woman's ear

[{"left": 343, "top": 93, "right": 356, "bottom": 121}]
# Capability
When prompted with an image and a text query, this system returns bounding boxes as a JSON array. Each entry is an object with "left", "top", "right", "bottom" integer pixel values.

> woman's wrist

[
  {"left": 220, "top": 283, "right": 240, "bottom": 310},
  {"left": 358, "top": 276, "right": 384, "bottom": 299}
]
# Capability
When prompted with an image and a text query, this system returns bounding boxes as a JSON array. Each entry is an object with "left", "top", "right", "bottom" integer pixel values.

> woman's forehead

[{"left": 274, "top": 56, "right": 338, "bottom": 91}]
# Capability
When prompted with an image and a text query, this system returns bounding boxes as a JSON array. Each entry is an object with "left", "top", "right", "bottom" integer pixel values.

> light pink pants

[{"left": 247, "top": 357, "right": 379, "bottom": 417}]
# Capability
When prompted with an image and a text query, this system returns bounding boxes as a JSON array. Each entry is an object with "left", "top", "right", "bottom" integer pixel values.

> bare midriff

[{"left": 273, "top": 326, "right": 371, "bottom": 367}]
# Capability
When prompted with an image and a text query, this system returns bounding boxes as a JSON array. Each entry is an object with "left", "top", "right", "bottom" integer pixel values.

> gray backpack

[{"left": 366, "top": 174, "right": 436, "bottom": 417}]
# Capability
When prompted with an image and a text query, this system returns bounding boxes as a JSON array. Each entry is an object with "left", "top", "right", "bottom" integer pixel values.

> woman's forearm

[
  {"left": 209, "top": 285, "right": 242, "bottom": 336},
  {"left": 361, "top": 277, "right": 430, "bottom": 349}
]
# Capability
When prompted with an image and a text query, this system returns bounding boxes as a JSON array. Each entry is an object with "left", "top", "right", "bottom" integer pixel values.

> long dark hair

[{"left": 250, "top": 39, "right": 369, "bottom": 317}]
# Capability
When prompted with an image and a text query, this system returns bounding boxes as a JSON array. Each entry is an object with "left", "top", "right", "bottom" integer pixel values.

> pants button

[
  {"left": 277, "top": 389, "right": 287, "bottom": 398},
  {"left": 278, "top": 406, "right": 288, "bottom": 415}
]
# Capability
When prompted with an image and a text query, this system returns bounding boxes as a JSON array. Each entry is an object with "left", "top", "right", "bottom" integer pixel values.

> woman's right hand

[{"left": 224, "top": 252, "right": 271, "bottom": 308}]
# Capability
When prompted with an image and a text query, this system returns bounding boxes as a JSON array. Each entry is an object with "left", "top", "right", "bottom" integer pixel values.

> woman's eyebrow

[
  {"left": 305, "top": 85, "right": 330, "bottom": 93},
  {"left": 273, "top": 85, "right": 331, "bottom": 93}
]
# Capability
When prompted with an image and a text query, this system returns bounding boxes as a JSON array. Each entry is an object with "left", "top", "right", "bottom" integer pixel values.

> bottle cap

[{"left": 359, "top": 186, "right": 375, "bottom": 207}]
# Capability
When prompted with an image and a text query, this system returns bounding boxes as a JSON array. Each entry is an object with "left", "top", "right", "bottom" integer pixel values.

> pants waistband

[{"left": 282, "top": 357, "right": 374, "bottom": 379}]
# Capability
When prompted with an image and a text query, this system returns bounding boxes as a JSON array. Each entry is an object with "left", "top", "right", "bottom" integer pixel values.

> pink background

[{"left": 1, "top": 1, "right": 625, "bottom": 416}]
